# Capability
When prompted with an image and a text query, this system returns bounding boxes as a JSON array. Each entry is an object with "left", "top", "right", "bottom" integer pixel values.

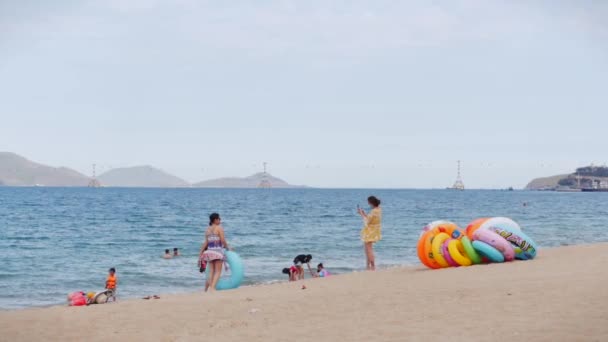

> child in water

[
  {"left": 105, "top": 268, "right": 117, "bottom": 302},
  {"left": 282, "top": 266, "right": 299, "bottom": 281},
  {"left": 317, "top": 263, "right": 330, "bottom": 277}
]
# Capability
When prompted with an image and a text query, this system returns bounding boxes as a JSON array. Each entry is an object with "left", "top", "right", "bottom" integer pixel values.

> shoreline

[
  {"left": 0, "top": 242, "right": 600, "bottom": 312},
  {"left": 1, "top": 243, "right": 608, "bottom": 341}
]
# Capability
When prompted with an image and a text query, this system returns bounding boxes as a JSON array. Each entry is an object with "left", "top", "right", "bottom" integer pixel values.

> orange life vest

[{"left": 106, "top": 275, "right": 116, "bottom": 289}]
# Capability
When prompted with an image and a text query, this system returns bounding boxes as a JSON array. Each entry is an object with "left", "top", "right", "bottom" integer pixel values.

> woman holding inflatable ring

[{"left": 200, "top": 213, "right": 233, "bottom": 291}]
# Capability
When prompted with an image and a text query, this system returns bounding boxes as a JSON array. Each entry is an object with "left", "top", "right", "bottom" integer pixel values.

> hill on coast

[
  {"left": 193, "top": 172, "right": 302, "bottom": 188},
  {"left": 98, "top": 166, "right": 190, "bottom": 188},
  {"left": 526, "top": 165, "right": 608, "bottom": 190},
  {"left": 525, "top": 174, "right": 570, "bottom": 190},
  {"left": 0, "top": 152, "right": 90, "bottom": 186}
]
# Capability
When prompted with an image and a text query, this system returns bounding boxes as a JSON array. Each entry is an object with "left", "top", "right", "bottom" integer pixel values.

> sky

[{"left": 1, "top": 0, "right": 607, "bottom": 188}]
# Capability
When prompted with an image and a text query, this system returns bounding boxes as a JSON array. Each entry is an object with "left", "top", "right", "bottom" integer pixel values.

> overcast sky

[{"left": 1, "top": 0, "right": 607, "bottom": 188}]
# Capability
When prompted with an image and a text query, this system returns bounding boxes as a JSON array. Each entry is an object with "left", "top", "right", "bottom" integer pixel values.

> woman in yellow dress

[{"left": 358, "top": 196, "right": 382, "bottom": 270}]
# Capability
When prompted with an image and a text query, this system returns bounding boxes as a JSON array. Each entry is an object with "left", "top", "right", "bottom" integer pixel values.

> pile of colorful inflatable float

[{"left": 417, "top": 217, "right": 538, "bottom": 269}]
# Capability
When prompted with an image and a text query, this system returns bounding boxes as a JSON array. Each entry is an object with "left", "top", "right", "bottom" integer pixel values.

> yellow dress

[{"left": 360, "top": 207, "right": 382, "bottom": 243}]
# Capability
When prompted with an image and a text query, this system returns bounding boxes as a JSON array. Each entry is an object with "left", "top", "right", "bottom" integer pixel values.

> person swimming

[
  {"left": 163, "top": 249, "right": 172, "bottom": 259},
  {"left": 173, "top": 248, "right": 180, "bottom": 257}
]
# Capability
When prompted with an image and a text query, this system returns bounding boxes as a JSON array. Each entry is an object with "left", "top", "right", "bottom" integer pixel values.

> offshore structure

[
  {"left": 449, "top": 160, "right": 465, "bottom": 190},
  {"left": 258, "top": 162, "right": 272, "bottom": 188},
  {"left": 87, "top": 164, "right": 101, "bottom": 188}
]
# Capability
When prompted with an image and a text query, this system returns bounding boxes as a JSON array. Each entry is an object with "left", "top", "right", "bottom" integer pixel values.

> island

[
  {"left": 193, "top": 172, "right": 304, "bottom": 188},
  {"left": 0, "top": 152, "right": 307, "bottom": 188},
  {"left": 98, "top": 166, "right": 190, "bottom": 188}
]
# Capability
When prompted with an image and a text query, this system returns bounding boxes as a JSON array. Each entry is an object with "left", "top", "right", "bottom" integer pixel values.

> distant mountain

[
  {"left": 193, "top": 172, "right": 302, "bottom": 188},
  {"left": 98, "top": 166, "right": 189, "bottom": 188},
  {"left": 0, "top": 152, "right": 90, "bottom": 186}
]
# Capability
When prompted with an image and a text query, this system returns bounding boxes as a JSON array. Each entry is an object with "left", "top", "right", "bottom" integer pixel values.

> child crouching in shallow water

[
  {"left": 282, "top": 266, "right": 299, "bottom": 281},
  {"left": 317, "top": 263, "right": 330, "bottom": 277}
]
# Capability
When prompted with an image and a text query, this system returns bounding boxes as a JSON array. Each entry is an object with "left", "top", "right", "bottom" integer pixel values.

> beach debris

[
  {"left": 301, "top": 285, "right": 307, "bottom": 290},
  {"left": 248, "top": 308, "right": 261, "bottom": 314},
  {"left": 245, "top": 297, "right": 253, "bottom": 302}
]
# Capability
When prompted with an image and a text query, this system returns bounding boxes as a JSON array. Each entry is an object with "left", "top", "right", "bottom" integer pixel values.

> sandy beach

[{"left": 1, "top": 243, "right": 607, "bottom": 342}]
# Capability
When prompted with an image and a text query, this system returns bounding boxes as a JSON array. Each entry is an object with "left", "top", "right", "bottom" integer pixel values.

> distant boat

[{"left": 507, "top": 187, "right": 514, "bottom": 191}]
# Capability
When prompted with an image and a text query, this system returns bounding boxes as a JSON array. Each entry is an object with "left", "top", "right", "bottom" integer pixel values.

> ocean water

[{"left": 1, "top": 187, "right": 607, "bottom": 309}]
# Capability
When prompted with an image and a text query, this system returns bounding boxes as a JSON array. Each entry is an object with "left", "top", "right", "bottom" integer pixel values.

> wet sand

[{"left": 1, "top": 243, "right": 607, "bottom": 341}]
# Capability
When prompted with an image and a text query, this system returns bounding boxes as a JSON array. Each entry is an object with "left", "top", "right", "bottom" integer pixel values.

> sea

[{"left": 1, "top": 187, "right": 607, "bottom": 309}]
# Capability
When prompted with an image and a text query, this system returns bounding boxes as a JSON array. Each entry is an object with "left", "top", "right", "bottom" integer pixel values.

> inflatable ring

[
  {"left": 479, "top": 217, "right": 522, "bottom": 233},
  {"left": 461, "top": 236, "right": 481, "bottom": 264},
  {"left": 472, "top": 240, "right": 504, "bottom": 263},
  {"left": 205, "top": 251, "right": 244, "bottom": 290},
  {"left": 442, "top": 239, "right": 460, "bottom": 267},
  {"left": 417, "top": 230, "right": 441, "bottom": 269},
  {"left": 431, "top": 232, "right": 451, "bottom": 268},
  {"left": 465, "top": 218, "right": 489, "bottom": 239},
  {"left": 486, "top": 225, "right": 538, "bottom": 260},
  {"left": 418, "top": 221, "right": 462, "bottom": 269},
  {"left": 473, "top": 229, "right": 515, "bottom": 261},
  {"left": 447, "top": 239, "right": 472, "bottom": 266}
]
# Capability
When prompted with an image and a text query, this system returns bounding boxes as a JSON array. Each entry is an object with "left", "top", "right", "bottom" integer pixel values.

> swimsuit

[
  {"left": 202, "top": 230, "right": 224, "bottom": 262},
  {"left": 294, "top": 255, "right": 312, "bottom": 265}
]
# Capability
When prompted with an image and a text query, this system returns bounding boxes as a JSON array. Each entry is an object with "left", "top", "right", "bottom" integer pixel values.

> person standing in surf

[
  {"left": 358, "top": 196, "right": 382, "bottom": 271},
  {"left": 200, "top": 213, "right": 231, "bottom": 291}
]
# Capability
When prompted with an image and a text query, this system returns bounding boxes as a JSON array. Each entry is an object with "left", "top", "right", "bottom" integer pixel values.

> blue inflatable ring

[
  {"left": 486, "top": 225, "right": 538, "bottom": 260},
  {"left": 205, "top": 251, "right": 244, "bottom": 290},
  {"left": 472, "top": 240, "right": 505, "bottom": 263}
]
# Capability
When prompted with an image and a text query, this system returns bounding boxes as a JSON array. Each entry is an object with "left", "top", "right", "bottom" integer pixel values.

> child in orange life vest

[{"left": 106, "top": 267, "right": 117, "bottom": 302}]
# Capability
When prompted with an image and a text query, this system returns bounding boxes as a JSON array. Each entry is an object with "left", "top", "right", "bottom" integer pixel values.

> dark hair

[
  {"left": 109, "top": 268, "right": 116, "bottom": 273},
  {"left": 165, "top": 249, "right": 170, "bottom": 253},
  {"left": 209, "top": 213, "right": 220, "bottom": 225},
  {"left": 317, "top": 263, "right": 323, "bottom": 269},
  {"left": 368, "top": 196, "right": 381, "bottom": 207},
  {"left": 282, "top": 268, "right": 290, "bottom": 274},
  {"left": 173, "top": 248, "right": 178, "bottom": 252}
]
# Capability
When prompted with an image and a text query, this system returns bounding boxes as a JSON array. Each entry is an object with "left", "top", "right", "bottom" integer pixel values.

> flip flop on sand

[{"left": 143, "top": 295, "right": 161, "bottom": 300}]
